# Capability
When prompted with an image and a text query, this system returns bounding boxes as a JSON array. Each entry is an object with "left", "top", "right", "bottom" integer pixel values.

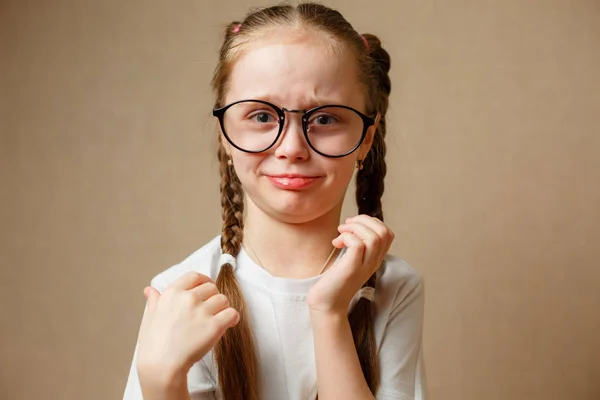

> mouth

[{"left": 265, "top": 174, "right": 323, "bottom": 190}]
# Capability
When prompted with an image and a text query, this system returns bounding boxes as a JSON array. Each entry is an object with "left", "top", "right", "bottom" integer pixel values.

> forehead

[{"left": 225, "top": 29, "right": 366, "bottom": 110}]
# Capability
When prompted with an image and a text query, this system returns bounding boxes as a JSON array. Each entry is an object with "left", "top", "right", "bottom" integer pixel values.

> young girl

[{"left": 124, "top": 2, "right": 426, "bottom": 399}]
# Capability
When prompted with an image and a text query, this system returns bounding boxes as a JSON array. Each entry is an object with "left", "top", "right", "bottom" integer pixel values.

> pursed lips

[{"left": 265, "top": 174, "right": 323, "bottom": 189}]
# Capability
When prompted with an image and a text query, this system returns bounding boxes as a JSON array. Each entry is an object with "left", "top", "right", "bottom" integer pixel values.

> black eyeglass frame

[{"left": 212, "top": 99, "right": 377, "bottom": 158}]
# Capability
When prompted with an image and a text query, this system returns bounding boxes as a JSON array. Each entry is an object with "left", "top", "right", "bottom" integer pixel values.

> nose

[{"left": 273, "top": 112, "right": 310, "bottom": 161}]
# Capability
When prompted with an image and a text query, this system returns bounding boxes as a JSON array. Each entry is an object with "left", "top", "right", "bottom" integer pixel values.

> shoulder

[
  {"left": 371, "top": 254, "right": 425, "bottom": 348},
  {"left": 377, "top": 253, "right": 425, "bottom": 309},
  {"left": 149, "top": 235, "right": 223, "bottom": 293}
]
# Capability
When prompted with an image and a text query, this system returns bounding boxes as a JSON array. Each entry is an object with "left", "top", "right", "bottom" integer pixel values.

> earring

[
  {"left": 227, "top": 158, "right": 233, "bottom": 166},
  {"left": 356, "top": 159, "right": 364, "bottom": 170}
]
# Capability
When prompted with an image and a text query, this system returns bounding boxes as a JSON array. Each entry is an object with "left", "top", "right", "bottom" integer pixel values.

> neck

[{"left": 243, "top": 197, "right": 343, "bottom": 279}]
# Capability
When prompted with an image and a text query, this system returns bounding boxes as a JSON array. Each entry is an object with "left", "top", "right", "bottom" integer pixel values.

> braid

[
  {"left": 355, "top": 127, "right": 387, "bottom": 221},
  {"left": 214, "top": 143, "right": 260, "bottom": 400},
  {"left": 349, "top": 31, "right": 392, "bottom": 395},
  {"left": 218, "top": 144, "right": 245, "bottom": 254},
  {"left": 349, "top": 123, "right": 387, "bottom": 393},
  {"left": 348, "top": 274, "right": 379, "bottom": 392},
  {"left": 356, "top": 32, "right": 390, "bottom": 223},
  {"left": 349, "top": 126, "right": 387, "bottom": 393}
]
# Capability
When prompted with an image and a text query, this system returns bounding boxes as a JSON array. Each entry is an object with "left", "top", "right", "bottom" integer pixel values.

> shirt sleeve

[
  {"left": 122, "top": 303, "right": 217, "bottom": 400},
  {"left": 376, "top": 277, "right": 427, "bottom": 400}
]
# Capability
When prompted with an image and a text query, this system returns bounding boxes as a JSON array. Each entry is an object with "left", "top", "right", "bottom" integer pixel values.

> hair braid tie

[
  {"left": 219, "top": 254, "right": 238, "bottom": 271},
  {"left": 348, "top": 287, "right": 376, "bottom": 313}
]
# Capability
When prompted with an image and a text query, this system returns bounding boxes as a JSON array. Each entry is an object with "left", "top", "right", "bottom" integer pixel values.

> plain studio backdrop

[{"left": 1, "top": 1, "right": 599, "bottom": 399}]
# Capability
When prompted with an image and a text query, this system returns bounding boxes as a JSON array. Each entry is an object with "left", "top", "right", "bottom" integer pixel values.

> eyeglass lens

[{"left": 221, "top": 101, "right": 365, "bottom": 156}]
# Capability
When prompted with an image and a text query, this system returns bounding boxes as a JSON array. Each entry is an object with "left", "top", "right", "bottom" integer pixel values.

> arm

[
  {"left": 310, "top": 309, "right": 375, "bottom": 400},
  {"left": 138, "top": 366, "right": 191, "bottom": 400},
  {"left": 123, "top": 297, "right": 218, "bottom": 400},
  {"left": 311, "top": 276, "right": 426, "bottom": 400},
  {"left": 124, "top": 341, "right": 214, "bottom": 400},
  {"left": 122, "top": 304, "right": 192, "bottom": 400}
]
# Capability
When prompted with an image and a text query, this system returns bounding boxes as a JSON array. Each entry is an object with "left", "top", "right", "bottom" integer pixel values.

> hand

[
  {"left": 136, "top": 271, "right": 240, "bottom": 383},
  {"left": 307, "top": 215, "right": 394, "bottom": 315}
]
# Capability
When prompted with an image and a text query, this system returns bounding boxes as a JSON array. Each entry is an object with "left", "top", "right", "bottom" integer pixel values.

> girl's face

[{"left": 222, "top": 29, "right": 376, "bottom": 224}]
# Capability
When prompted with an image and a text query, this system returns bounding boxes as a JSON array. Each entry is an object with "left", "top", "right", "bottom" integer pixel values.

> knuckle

[
  {"left": 182, "top": 291, "right": 196, "bottom": 306},
  {"left": 214, "top": 293, "right": 229, "bottom": 307},
  {"left": 162, "top": 287, "right": 177, "bottom": 299},
  {"left": 185, "top": 271, "right": 201, "bottom": 280},
  {"left": 204, "top": 282, "right": 218, "bottom": 293}
]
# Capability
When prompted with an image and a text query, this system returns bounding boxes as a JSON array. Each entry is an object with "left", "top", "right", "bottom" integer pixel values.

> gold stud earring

[
  {"left": 356, "top": 159, "right": 364, "bottom": 170},
  {"left": 227, "top": 158, "right": 233, "bottom": 166}
]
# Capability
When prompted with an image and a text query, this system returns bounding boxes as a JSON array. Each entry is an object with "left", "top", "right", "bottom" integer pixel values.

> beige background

[{"left": 1, "top": 0, "right": 599, "bottom": 399}]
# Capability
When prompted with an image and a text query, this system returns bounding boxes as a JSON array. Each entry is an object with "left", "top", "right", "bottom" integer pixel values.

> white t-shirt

[{"left": 123, "top": 235, "right": 427, "bottom": 400}]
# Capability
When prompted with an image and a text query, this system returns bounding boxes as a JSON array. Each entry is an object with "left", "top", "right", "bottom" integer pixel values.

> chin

[
  {"left": 263, "top": 192, "right": 345, "bottom": 225},
  {"left": 268, "top": 198, "right": 325, "bottom": 223},
  {"left": 243, "top": 177, "right": 345, "bottom": 223}
]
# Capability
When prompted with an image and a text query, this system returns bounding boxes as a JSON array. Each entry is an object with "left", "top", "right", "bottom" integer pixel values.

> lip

[
  {"left": 265, "top": 174, "right": 323, "bottom": 190},
  {"left": 268, "top": 174, "right": 320, "bottom": 179}
]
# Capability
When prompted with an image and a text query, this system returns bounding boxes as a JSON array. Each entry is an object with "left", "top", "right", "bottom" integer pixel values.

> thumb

[
  {"left": 332, "top": 232, "right": 366, "bottom": 266},
  {"left": 138, "top": 286, "right": 160, "bottom": 343},
  {"left": 143, "top": 286, "right": 161, "bottom": 312}
]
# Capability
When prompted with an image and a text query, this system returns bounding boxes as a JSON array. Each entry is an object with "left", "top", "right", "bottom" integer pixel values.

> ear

[{"left": 357, "top": 113, "right": 380, "bottom": 160}]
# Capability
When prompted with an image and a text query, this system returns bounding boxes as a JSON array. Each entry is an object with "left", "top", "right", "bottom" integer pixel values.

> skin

[
  {"left": 224, "top": 29, "right": 367, "bottom": 225},
  {"left": 224, "top": 28, "right": 383, "bottom": 279},
  {"left": 136, "top": 27, "right": 394, "bottom": 400}
]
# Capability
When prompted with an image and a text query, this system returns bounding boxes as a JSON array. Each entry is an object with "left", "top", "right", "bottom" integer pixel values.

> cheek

[
  {"left": 326, "top": 159, "right": 357, "bottom": 194},
  {"left": 229, "top": 153, "right": 262, "bottom": 187}
]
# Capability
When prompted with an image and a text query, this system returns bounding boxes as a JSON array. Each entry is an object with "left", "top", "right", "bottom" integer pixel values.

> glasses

[{"left": 213, "top": 100, "right": 377, "bottom": 158}]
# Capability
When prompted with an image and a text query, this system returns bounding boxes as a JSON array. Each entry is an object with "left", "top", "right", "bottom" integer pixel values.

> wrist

[
  {"left": 309, "top": 308, "right": 347, "bottom": 324},
  {"left": 308, "top": 296, "right": 350, "bottom": 317},
  {"left": 138, "top": 359, "right": 189, "bottom": 395}
]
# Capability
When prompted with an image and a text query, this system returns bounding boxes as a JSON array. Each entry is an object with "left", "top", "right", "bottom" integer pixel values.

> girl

[{"left": 124, "top": 2, "right": 426, "bottom": 399}]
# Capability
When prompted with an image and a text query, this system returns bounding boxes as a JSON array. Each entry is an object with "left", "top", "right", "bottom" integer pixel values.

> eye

[
  {"left": 316, "top": 115, "right": 333, "bottom": 125},
  {"left": 249, "top": 111, "right": 276, "bottom": 123},
  {"left": 310, "top": 113, "right": 338, "bottom": 126}
]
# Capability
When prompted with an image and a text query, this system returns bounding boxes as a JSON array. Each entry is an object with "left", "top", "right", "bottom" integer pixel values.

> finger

[
  {"left": 202, "top": 293, "right": 230, "bottom": 315},
  {"left": 346, "top": 215, "right": 391, "bottom": 241},
  {"left": 170, "top": 271, "right": 213, "bottom": 291},
  {"left": 332, "top": 232, "right": 366, "bottom": 262},
  {"left": 344, "top": 216, "right": 394, "bottom": 262},
  {"left": 143, "top": 286, "right": 161, "bottom": 313},
  {"left": 347, "top": 215, "right": 395, "bottom": 248},
  {"left": 332, "top": 233, "right": 344, "bottom": 248},
  {"left": 190, "top": 281, "right": 219, "bottom": 302},
  {"left": 138, "top": 286, "right": 160, "bottom": 341},
  {"left": 338, "top": 221, "right": 384, "bottom": 264},
  {"left": 214, "top": 307, "right": 240, "bottom": 329},
  {"left": 338, "top": 222, "right": 379, "bottom": 244}
]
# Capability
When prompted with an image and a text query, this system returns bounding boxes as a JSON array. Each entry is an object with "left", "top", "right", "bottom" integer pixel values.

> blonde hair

[{"left": 211, "top": 3, "right": 392, "bottom": 399}]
